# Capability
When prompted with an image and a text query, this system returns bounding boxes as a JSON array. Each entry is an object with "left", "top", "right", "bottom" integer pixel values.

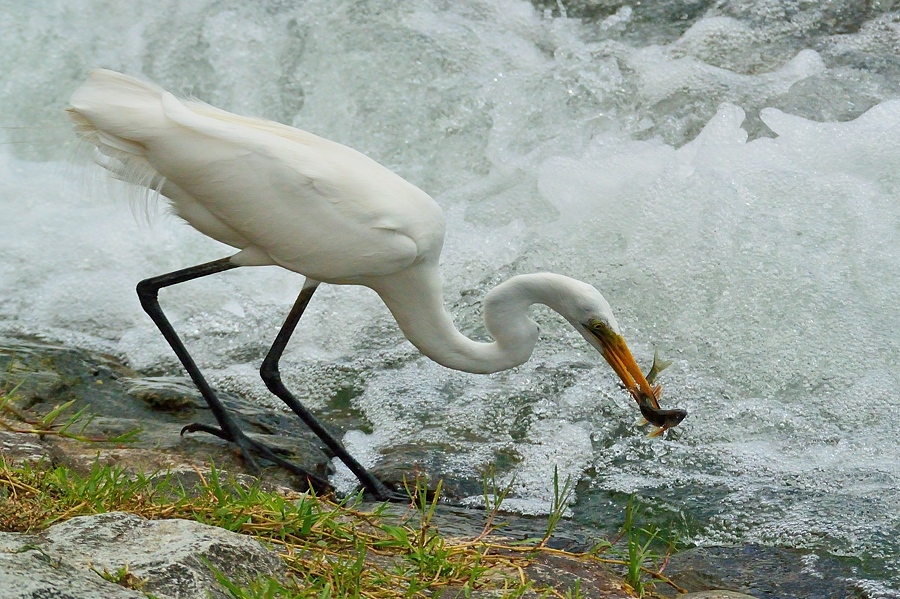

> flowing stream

[{"left": 2, "top": 1, "right": 899, "bottom": 595}]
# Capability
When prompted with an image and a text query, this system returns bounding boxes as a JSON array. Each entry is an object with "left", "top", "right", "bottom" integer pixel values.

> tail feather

[
  {"left": 68, "top": 69, "right": 169, "bottom": 153},
  {"left": 68, "top": 69, "right": 167, "bottom": 197},
  {"left": 68, "top": 69, "right": 167, "bottom": 135}
]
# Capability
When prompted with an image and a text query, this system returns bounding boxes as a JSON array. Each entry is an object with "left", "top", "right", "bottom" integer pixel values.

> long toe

[
  {"left": 180, "top": 422, "right": 263, "bottom": 474},
  {"left": 178, "top": 422, "right": 331, "bottom": 494},
  {"left": 241, "top": 434, "right": 333, "bottom": 494},
  {"left": 180, "top": 422, "right": 233, "bottom": 441}
]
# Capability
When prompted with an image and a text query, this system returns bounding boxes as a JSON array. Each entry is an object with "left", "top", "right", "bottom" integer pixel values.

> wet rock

[
  {"left": 680, "top": 592, "right": 757, "bottom": 598},
  {"left": 657, "top": 544, "right": 869, "bottom": 598},
  {"left": 1, "top": 336, "right": 873, "bottom": 598},
  {"left": 0, "top": 335, "right": 335, "bottom": 490},
  {"left": 523, "top": 551, "right": 632, "bottom": 598},
  {"left": 372, "top": 441, "right": 491, "bottom": 501},
  {"left": 0, "top": 430, "right": 50, "bottom": 466},
  {"left": 373, "top": 440, "right": 523, "bottom": 503},
  {"left": 367, "top": 501, "right": 614, "bottom": 554},
  {"left": 0, "top": 512, "right": 285, "bottom": 599},
  {"left": 122, "top": 375, "right": 206, "bottom": 412}
]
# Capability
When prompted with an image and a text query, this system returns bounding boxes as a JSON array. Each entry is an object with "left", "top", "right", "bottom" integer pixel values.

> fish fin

[
  {"left": 655, "top": 349, "right": 673, "bottom": 371},
  {"left": 636, "top": 418, "right": 649, "bottom": 426},
  {"left": 646, "top": 349, "right": 673, "bottom": 385},
  {"left": 648, "top": 427, "right": 666, "bottom": 438}
]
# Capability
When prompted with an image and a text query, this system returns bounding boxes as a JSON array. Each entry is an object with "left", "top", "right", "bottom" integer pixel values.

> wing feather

[{"left": 70, "top": 70, "right": 445, "bottom": 282}]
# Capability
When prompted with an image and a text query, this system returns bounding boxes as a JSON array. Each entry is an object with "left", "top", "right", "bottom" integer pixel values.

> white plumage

[
  {"left": 69, "top": 70, "right": 679, "bottom": 490},
  {"left": 70, "top": 69, "right": 441, "bottom": 280}
]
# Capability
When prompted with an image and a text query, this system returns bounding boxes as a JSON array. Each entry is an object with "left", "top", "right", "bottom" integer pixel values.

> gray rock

[
  {"left": 0, "top": 430, "right": 51, "bottom": 466},
  {"left": 0, "top": 536, "right": 145, "bottom": 599},
  {"left": 657, "top": 544, "right": 868, "bottom": 598},
  {"left": 0, "top": 335, "right": 334, "bottom": 491},
  {"left": 0, "top": 512, "right": 286, "bottom": 599},
  {"left": 680, "top": 592, "right": 757, "bottom": 599}
]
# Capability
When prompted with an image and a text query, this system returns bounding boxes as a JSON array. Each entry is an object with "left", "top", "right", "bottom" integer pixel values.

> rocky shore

[{"left": 0, "top": 335, "right": 867, "bottom": 598}]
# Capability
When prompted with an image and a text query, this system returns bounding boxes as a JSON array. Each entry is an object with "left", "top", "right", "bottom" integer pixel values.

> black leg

[
  {"left": 136, "top": 257, "right": 331, "bottom": 493},
  {"left": 260, "top": 284, "right": 405, "bottom": 502}
]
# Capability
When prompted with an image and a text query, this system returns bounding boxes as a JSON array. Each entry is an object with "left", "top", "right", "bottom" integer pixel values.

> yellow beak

[{"left": 593, "top": 328, "right": 659, "bottom": 409}]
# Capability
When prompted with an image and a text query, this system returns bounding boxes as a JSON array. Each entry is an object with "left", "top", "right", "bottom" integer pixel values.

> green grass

[
  {"left": 0, "top": 456, "right": 687, "bottom": 597},
  {"left": 90, "top": 563, "right": 148, "bottom": 591},
  {"left": 0, "top": 375, "right": 686, "bottom": 598}
]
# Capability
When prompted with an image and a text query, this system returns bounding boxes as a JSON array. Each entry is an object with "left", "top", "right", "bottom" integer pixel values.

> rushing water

[{"left": 2, "top": 1, "right": 899, "bottom": 595}]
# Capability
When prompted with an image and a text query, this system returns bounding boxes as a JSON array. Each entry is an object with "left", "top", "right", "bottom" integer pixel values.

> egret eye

[
  {"left": 586, "top": 318, "right": 614, "bottom": 339},
  {"left": 586, "top": 318, "right": 602, "bottom": 332}
]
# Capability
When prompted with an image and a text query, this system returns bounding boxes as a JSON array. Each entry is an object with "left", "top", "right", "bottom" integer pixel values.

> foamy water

[{"left": 2, "top": 1, "right": 899, "bottom": 594}]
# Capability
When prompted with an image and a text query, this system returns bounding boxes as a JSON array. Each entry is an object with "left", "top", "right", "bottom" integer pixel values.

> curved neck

[{"left": 369, "top": 266, "right": 575, "bottom": 374}]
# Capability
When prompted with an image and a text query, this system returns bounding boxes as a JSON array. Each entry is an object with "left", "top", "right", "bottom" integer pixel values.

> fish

[
  {"left": 632, "top": 349, "right": 687, "bottom": 436},
  {"left": 639, "top": 402, "right": 688, "bottom": 437}
]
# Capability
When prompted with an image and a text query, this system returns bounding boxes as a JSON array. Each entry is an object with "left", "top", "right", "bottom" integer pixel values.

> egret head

[{"left": 548, "top": 278, "right": 656, "bottom": 402}]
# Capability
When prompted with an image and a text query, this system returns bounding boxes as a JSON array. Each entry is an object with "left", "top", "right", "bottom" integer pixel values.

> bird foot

[
  {"left": 181, "top": 423, "right": 408, "bottom": 503},
  {"left": 180, "top": 422, "right": 333, "bottom": 495}
]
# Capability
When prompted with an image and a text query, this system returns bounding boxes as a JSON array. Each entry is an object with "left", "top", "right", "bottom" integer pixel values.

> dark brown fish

[{"left": 639, "top": 402, "right": 688, "bottom": 437}]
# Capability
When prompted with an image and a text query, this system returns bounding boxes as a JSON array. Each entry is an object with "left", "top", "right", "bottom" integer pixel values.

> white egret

[{"left": 69, "top": 69, "right": 684, "bottom": 501}]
